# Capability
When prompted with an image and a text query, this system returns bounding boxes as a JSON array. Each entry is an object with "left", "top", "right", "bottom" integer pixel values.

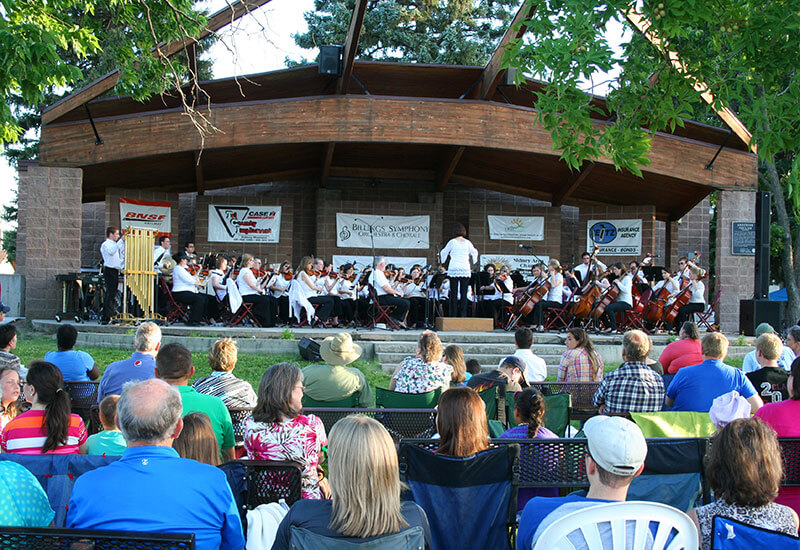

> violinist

[
  {"left": 598, "top": 262, "right": 632, "bottom": 333},
  {"left": 237, "top": 253, "right": 276, "bottom": 327},
  {"left": 675, "top": 256, "right": 697, "bottom": 288},
  {"left": 404, "top": 265, "right": 428, "bottom": 328},
  {"left": 370, "top": 256, "right": 410, "bottom": 328},
  {"left": 480, "top": 265, "right": 513, "bottom": 322},
  {"left": 529, "top": 259, "right": 565, "bottom": 332},
  {"left": 392, "top": 267, "right": 408, "bottom": 294},
  {"left": 294, "top": 256, "right": 334, "bottom": 325},
  {"left": 478, "top": 263, "right": 497, "bottom": 295},
  {"left": 673, "top": 266, "right": 706, "bottom": 328},
  {"left": 267, "top": 261, "right": 293, "bottom": 324},
  {"left": 171, "top": 252, "right": 208, "bottom": 326},
  {"left": 572, "top": 251, "right": 607, "bottom": 288},
  {"left": 183, "top": 242, "right": 197, "bottom": 265},
  {"left": 207, "top": 255, "right": 229, "bottom": 321},
  {"left": 317, "top": 260, "right": 344, "bottom": 327},
  {"left": 335, "top": 263, "right": 357, "bottom": 326}
]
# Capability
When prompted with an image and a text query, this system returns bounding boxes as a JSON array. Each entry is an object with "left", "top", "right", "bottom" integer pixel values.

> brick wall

[
  {"left": 81, "top": 201, "right": 105, "bottom": 267},
  {"left": 560, "top": 205, "right": 582, "bottom": 266},
  {"left": 715, "top": 190, "right": 755, "bottom": 332},
  {"left": 105, "top": 187, "right": 180, "bottom": 241},
  {"left": 577, "top": 205, "right": 657, "bottom": 266},
  {"left": 178, "top": 192, "right": 197, "bottom": 249},
  {"left": 677, "top": 197, "right": 711, "bottom": 267}
]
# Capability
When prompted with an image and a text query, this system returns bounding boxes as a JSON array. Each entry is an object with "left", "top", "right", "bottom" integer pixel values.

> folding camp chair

[
  {"left": 227, "top": 407, "right": 253, "bottom": 446},
  {"left": 695, "top": 290, "right": 721, "bottom": 331},
  {"left": 711, "top": 515, "right": 800, "bottom": 549},
  {"left": 303, "top": 408, "right": 437, "bottom": 442},
  {"left": 302, "top": 392, "right": 361, "bottom": 408},
  {"left": 476, "top": 385, "right": 499, "bottom": 421},
  {"left": 0, "top": 527, "right": 194, "bottom": 550},
  {"left": 375, "top": 387, "right": 442, "bottom": 409},
  {"left": 504, "top": 391, "right": 572, "bottom": 437},
  {"left": 227, "top": 300, "right": 261, "bottom": 328},
  {"left": 544, "top": 288, "right": 576, "bottom": 331},
  {"left": 64, "top": 381, "right": 100, "bottom": 434},
  {"left": 366, "top": 285, "right": 399, "bottom": 329},
  {"left": 158, "top": 277, "right": 189, "bottom": 324}
]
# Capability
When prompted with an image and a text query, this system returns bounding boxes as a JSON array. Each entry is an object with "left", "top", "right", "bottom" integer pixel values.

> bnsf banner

[{"left": 120, "top": 198, "right": 171, "bottom": 236}]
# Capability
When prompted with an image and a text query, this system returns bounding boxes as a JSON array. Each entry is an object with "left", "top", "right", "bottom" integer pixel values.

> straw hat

[{"left": 319, "top": 333, "right": 363, "bottom": 366}]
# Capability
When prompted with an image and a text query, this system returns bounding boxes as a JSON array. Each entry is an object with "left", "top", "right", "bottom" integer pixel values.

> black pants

[
  {"left": 243, "top": 294, "right": 276, "bottom": 327},
  {"left": 478, "top": 298, "right": 503, "bottom": 320},
  {"left": 449, "top": 277, "right": 470, "bottom": 317},
  {"left": 675, "top": 302, "right": 705, "bottom": 326},
  {"left": 408, "top": 297, "right": 427, "bottom": 327},
  {"left": 330, "top": 296, "right": 344, "bottom": 318},
  {"left": 102, "top": 267, "right": 119, "bottom": 321},
  {"left": 277, "top": 295, "right": 290, "bottom": 323},
  {"left": 601, "top": 301, "right": 631, "bottom": 330},
  {"left": 357, "top": 297, "right": 370, "bottom": 323},
  {"left": 531, "top": 300, "right": 562, "bottom": 326},
  {"left": 340, "top": 299, "right": 356, "bottom": 323},
  {"left": 378, "top": 295, "right": 410, "bottom": 323},
  {"left": 172, "top": 291, "right": 206, "bottom": 323},
  {"left": 309, "top": 296, "right": 334, "bottom": 322},
  {"left": 206, "top": 294, "right": 221, "bottom": 321}
]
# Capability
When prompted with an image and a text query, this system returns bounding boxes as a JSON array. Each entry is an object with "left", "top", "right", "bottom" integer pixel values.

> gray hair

[
  {"left": 373, "top": 256, "right": 386, "bottom": 268},
  {"left": 622, "top": 330, "right": 650, "bottom": 362},
  {"left": 134, "top": 322, "right": 161, "bottom": 352},
  {"left": 117, "top": 378, "right": 182, "bottom": 443}
]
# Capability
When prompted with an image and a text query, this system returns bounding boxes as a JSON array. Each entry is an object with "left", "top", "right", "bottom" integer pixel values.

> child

[
  {"left": 465, "top": 358, "right": 482, "bottom": 381},
  {"left": 84, "top": 395, "right": 126, "bottom": 456}
]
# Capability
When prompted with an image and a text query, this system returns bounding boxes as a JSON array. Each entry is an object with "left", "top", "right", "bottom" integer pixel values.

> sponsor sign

[
  {"left": 586, "top": 219, "right": 642, "bottom": 255},
  {"left": 332, "top": 256, "right": 428, "bottom": 272},
  {"left": 336, "top": 214, "right": 430, "bottom": 249},
  {"left": 208, "top": 205, "right": 282, "bottom": 243},
  {"left": 487, "top": 215, "right": 545, "bottom": 241},
  {"left": 480, "top": 254, "right": 549, "bottom": 281},
  {"left": 120, "top": 198, "right": 171, "bottom": 235}
]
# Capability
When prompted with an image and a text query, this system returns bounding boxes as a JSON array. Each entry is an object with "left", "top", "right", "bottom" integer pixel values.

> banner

[
  {"left": 480, "top": 254, "right": 549, "bottom": 281},
  {"left": 120, "top": 198, "right": 171, "bottom": 236},
  {"left": 487, "top": 215, "right": 544, "bottom": 241},
  {"left": 208, "top": 205, "right": 282, "bottom": 243},
  {"left": 332, "top": 256, "right": 428, "bottom": 272},
  {"left": 587, "top": 219, "right": 642, "bottom": 255},
  {"left": 336, "top": 213, "right": 430, "bottom": 249}
]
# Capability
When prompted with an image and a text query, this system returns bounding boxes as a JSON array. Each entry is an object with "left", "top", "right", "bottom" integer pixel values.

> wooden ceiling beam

[
  {"left": 336, "top": 0, "right": 368, "bottom": 95},
  {"left": 320, "top": 143, "right": 336, "bottom": 188},
  {"left": 551, "top": 162, "right": 595, "bottom": 206},
  {"left": 437, "top": 146, "right": 465, "bottom": 191}
]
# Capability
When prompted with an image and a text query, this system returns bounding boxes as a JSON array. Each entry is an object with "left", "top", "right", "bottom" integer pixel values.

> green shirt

[
  {"left": 85, "top": 429, "right": 127, "bottom": 456},
  {"left": 301, "top": 364, "right": 373, "bottom": 408},
  {"left": 176, "top": 385, "right": 235, "bottom": 450}
]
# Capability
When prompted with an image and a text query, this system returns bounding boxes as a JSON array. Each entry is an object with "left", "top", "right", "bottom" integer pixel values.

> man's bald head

[
  {"left": 622, "top": 330, "right": 651, "bottom": 363},
  {"left": 117, "top": 378, "right": 183, "bottom": 444}
]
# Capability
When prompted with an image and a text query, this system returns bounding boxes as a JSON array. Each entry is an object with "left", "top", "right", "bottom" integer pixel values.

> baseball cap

[
  {"left": 755, "top": 323, "right": 776, "bottom": 337},
  {"left": 500, "top": 355, "right": 529, "bottom": 386},
  {"left": 0, "top": 301, "right": 9, "bottom": 314},
  {"left": 583, "top": 415, "right": 647, "bottom": 476}
]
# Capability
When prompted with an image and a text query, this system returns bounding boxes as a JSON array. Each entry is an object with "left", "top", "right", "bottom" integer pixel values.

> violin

[
  {"left": 187, "top": 264, "right": 201, "bottom": 276},
  {"left": 305, "top": 267, "right": 316, "bottom": 276},
  {"left": 282, "top": 270, "right": 294, "bottom": 280}
]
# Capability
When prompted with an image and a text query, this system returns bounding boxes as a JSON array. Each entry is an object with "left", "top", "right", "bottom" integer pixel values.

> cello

[
  {"left": 591, "top": 273, "right": 620, "bottom": 319},
  {"left": 662, "top": 271, "right": 709, "bottom": 325},
  {"left": 504, "top": 279, "right": 550, "bottom": 331},
  {"left": 571, "top": 248, "right": 605, "bottom": 320}
]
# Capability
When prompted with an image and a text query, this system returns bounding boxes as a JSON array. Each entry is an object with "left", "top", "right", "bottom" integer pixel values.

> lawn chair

[
  {"left": 711, "top": 515, "right": 800, "bottom": 549},
  {"left": 476, "top": 385, "right": 499, "bottom": 422},
  {"left": 227, "top": 407, "right": 253, "bottom": 446},
  {"left": 0, "top": 527, "right": 194, "bottom": 550},
  {"left": 504, "top": 391, "right": 571, "bottom": 437},
  {"left": 239, "top": 459, "right": 303, "bottom": 510},
  {"left": 302, "top": 392, "right": 360, "bottom": 408},
  {"left": 289, "top": 526, "right": 425, "bottom": 549},
  {"left": 64, "top": 381, "right": 100, "bottom": 433},
  {"left": 375, "top": 387, "right": 442, "bottom": 409},
  {"left": 303, "top": 407, "right": 437, "bottom": 442},
  {"left": 225, "top": 280, "right": 261, "bottom": 327},
  {"left": 544, "top": 297, "right": 575, "bottom": 331}
]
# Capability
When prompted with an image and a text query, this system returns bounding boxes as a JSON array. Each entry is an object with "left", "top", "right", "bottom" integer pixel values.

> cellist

[
  {"left": 598, "top": 262, "right": 633, "bottom": 333},
  {"left": 529, "top": 259, "right": 565, "bottom": 332},
  {"left": 672, "top": 266, "right": 706, "bottom": 328},
  {"left": 572, "top": 251, "right": 607, "bottom": 288},
  {"left": 652, "top": 268, "right": 680, "bottom": 295}
]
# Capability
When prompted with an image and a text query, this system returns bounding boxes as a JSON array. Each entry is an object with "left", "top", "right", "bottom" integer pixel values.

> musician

[
  {"left": 315, "top": 259, "right": 343, "bottom": 327},
  {"left": 335, "top": 263, "right": 357, "bottom": 326},
  {"left": 440, "top": 223, "right": 479, "bottom": 318},
  {"left": 253, "top": 257, "right": 263, "bottom": 274},
  {"left": 295, "top": 256, "right": 334, "bottom": 325},
  {"left": 599, "top": 262, "right": 632, "bottom": 333},
  {"left": 530, "top": 259, "right": 565, "bottom": 332},
  {"left": 171, "top": 252, "right": 207, "bottom": 326},
  {"left": 267, "top": 261, "right": 293, "bottom": 324},
  {"left": 370, "top": 257, "right": 410, "bottom": 328},
  {"left": 237, "top": 253, "right": 276, "bottom": 327},
  {"left": 479, "top": 265, "right": 512, "bottom": 322},
  {"left": 207, "top": 255, "right": 229, "bottom": 321},
  {"left": 478, "top": 263, "right": 497, "bottom": 296},
  {"left": 153, "top": 236, "right": 171, "bottom": 266},
  {"left": 629, "top": 261, "right": 648, "bottom": 285},
  {"left": 652, "top": 268, "right": 680, "bottom": 295},
  {"left": 404, "top": 265, "right": 428, "bottom": 328},
  {"left": 183, "top": 242, "right": 197, "bottom": 265},
  {"left": 572, "top": 251, "right": 607, "bottom": 287},
  {"left": 673, "top": 266, "right": 706, "bottom": 327},
  {"left": 100, "top": 226, "right": 124, "bottom": 323},
  {"left": 675, "top": 256, "right": 691, "bottom": 287}
]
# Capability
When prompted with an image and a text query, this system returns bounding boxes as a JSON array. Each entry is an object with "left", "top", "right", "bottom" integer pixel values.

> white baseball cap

[{"left": 584, "top": 415, "right": 647, "bottom": 476}]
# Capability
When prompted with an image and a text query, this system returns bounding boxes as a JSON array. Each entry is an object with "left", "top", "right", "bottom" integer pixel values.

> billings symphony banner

[
  {"left": 487, "top": 215, "right": 545, "bottom": 241},
  {"left": 336, "top": 214, "right": 430, "bottom": 249},
  {"left": 208, "top": 205, "right": 282, "bottom": 243},
  {"left": 586, "top": 219, "right": 642, "bottom": 255},
  {"left": 119, "top": 198, "right": 171, "bottom": 235}
]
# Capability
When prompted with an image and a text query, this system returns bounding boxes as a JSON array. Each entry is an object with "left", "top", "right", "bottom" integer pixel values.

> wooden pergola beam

[
  {"left": 437, "top": 146, "right": 465, "bottom": 192},
  {"left": 336, "top": 0, "right": 368, "bottom": 95},
  {"left": 320, "top": 143, "right": 336, "bottom": 188},
  {"left": 551, "top": 162, "right": 595, "bottom": 206}
]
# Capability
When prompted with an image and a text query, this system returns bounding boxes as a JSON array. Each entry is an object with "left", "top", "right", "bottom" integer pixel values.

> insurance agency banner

[
  {"left": 487, "top": 215, "right": 544, "bottom": 241},
  {"left": 586, "top": 219, "right": 642, "bottom": 255},
  {"left": 120, "top": 197, "right": 171, "bottom": 236},
  {"left": 208, "top": 204, "right": 282, "bottom": 243},
  {"left": 480, "top": 254, "right": 550, "bottom": 280},
  {"left": 336, "top": 213, "right": 430, "bottom": 249}
]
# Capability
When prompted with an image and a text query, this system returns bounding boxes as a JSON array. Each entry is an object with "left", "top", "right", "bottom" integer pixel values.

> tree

[{"left": 502, "top": 0, "right": 800, "bottom": 323}]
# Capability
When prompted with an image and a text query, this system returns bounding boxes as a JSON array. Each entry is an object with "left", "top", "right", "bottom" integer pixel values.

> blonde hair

[
  {"left": 548, "top": 259, "right": 562, "bottom": 272},
  {"left": 419, "top": 330, "right": 443, "bottom": 364},
  {"left": 444, "top": 344, "right": 466, "bottom": 384},
  {"left": 328, "top": 416, "right": 408, "bottom": 537},
  {"left": 702, "top": 332, "right": 729, "bottom": 359},
  {"left": 756, "top": 333, "right": 782, "bottom": 362},
  {"left": 173, "top": 412, "right": 220, "bottom": 466},
  {"left": 209, "top": 338, "right": 238, "bottom": 372},
  {"left": 241, "top": 253, "right": 254, "bottom": 265}
]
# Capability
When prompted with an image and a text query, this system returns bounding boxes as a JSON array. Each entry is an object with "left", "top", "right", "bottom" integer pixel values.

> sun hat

[
  {"left": 583, "top": 415, "right": 647, "bottom": 477},
  {"left": 319, "top": 332, "right": 363, "bottom": 366},
  {"left": 709, "top": 390, "right": 751, "bottom": 429}
]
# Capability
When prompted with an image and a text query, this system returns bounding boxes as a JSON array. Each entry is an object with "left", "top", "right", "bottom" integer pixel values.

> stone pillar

[
  {"left": 714, "top": 190, "right": 756, "bottom": 333},
  {"left": 17, "top": 163, "right": 82, "bottom": 320},
  {"left": 665, "top": 220, "right": 679, "bottom": 269}
]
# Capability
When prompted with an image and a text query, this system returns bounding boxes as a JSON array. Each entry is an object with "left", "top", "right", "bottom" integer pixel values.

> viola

[{"left": 187, "top": 264, "right": 201, "bottom": 275}]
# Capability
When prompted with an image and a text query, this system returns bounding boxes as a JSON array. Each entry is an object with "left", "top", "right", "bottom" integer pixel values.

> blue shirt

[
  {"left": 517, "top": 494, "right": 611, "bottom": 550},
  {"left": 0, "top": 461, "right": 55, "bottom": 527},
  {"left": 44, "top": 350, "right": 94, "bottom": 382},
  {"left": 66, "top": 446, "right": 244, "bottom": 550},
  {"left": 97, "top": 352, "right": 156, "bottom": 403},
  {"left": 666, "top": 359, "right": 757, "bottom": 412},
  {"left": 742, "top": 347, "right": 795, "bottom": 373}
]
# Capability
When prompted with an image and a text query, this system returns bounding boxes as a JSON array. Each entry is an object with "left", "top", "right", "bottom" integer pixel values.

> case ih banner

[
  {"left": 208, "top": 205, "right": 282, "bottom": 243},
  {"left": 586, "top": 219, "right": 642, "bottom": 255},
  {"left": 119, "top": 198, "right": 171, "bottom": 236}
]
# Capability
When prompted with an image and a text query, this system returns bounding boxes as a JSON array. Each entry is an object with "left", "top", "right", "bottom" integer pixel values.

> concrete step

[{"left": 373, "top": 342, "right": 568, "bottom": 355}]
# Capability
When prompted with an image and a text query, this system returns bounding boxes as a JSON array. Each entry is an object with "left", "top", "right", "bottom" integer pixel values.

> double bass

[{"left": 662, "top": 271, "right": 709, "bottom": 325}]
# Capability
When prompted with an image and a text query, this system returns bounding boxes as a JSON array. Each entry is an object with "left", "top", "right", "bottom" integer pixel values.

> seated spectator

[
  {"left": 465, "top": 358, "right": 481, "bottom": 381},
  {"left": 244, "top": 363, "right": 328, "bottom": 499},
  {"left": 518, "top": 415, "right": 647, "bottom": 549},
  {"left": 689, "top": 418, "right": 799, "bottom": 549},
  {"left": 755, "top": 357, "right": 800, "bottom": 516},
  {"left": 497, "top": 328, "right": 547, "bottom": 382},
  {"left": 743, "top": 323, "right": 796, "bottom": 373},
  {"left": 0, "top": 323, "right": 20, "bottom": 373},
  {"left": 444, "top": 344, "right": 467, "bottom": 387},
  {"left": 156, "top": 343, "right": 235, "bottom": 461},
  {"left": 468, "top": 355, "right": 526, "bottom": 395},
  {"left": 66, "top": 378, "right": 245, "bottom": 550},
  {"left": 659, "top": 321, "right": 703, "bottom": 374},
  {"left": 557, "top": 328, "right": 604, "bottom": 382},
  {"left": 784, "top": 325, "right": 800, "bottom": 360},
  {"left": 1, "top": 361, "right": 87, "bottom": 454},
  {"left": 437, "top": 387, "right": 489, "bottom": 457},
  {"left": 174, "top": 412, "right": 220, "bottom": 466},
  {"left": 709, "top": 391, "right": 751, "bottom": 430},
  {"left": 44, "top": 324, "right": 99, "bottom": 382},
  {"left": 391, "top": 331, "right": 452, "bottom": 394},
  {"left": 192, "top": 338, "right": 257, "bottom": 408},
  {"left": 593, "top": 330, "right": 665, "bottom": 413},
  {"left": 0, "top": 461, "right": 54, "bottom": 527},
  {"left": 746, "top": 333, "right": 790, "bottom": 403},
  {"left": 97, "top": 321, "right": 160, "bottom": 403},
  {"left": 0, "top": 366, "right": 22, "bottom": 429},
  {"left": 272, "top": 416, "right": 432, "bottom": 549},
  {"left": 644, "top": 336, "right": 664, "bottom": 375},
  {"left": 84, "top": 395, "right": 126, "bottom": 457},
  {"left": 666, "top": 332, "right": 762, "bottom": 413},
  {"left": 0, "top": 301, "right": 8, "bottom": 324},
  {"left": 302, "top": 332, "right": 373, "bottom": 407}
]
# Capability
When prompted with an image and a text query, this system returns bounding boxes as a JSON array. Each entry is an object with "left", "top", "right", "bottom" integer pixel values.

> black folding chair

[{"left": 0, "top": 527, "right": 194, "bottom": 549}]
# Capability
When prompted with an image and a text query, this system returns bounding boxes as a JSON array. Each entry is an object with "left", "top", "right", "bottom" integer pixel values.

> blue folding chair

[{"left": 711, "top": 515, "right": 800, "bottom": 549}]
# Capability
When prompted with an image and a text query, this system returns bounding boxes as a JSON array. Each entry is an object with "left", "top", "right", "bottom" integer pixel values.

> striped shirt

[
  {"left": 1, "top": 410, "right": 87, "bottom": 454},
  {"left": 192, "top": 371, "right": 257, "bottom": 409}
]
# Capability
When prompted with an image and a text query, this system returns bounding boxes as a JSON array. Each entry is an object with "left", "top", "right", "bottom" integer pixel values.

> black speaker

[
  {"left": 298, "top": 337, "right": 321, "bottom": 361},
  {"left": 739, "top": 299, "right": 785, "bottom": 335},
  {"left": 754, "top": 191, "right": 771, "bottom": 299},
  {"left": 318, "top": 45, "right": 343, "bottom": 76}
]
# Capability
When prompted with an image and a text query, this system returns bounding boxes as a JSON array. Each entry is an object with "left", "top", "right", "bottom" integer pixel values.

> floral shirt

[
  {"left": 392, "top": 357, "right": 453, "bottom": 394},
  {"left": 243, "top": 414, "right": 327, "bottom": 499},
  {"left": 558, "top": 348, "right": 604, "bottom": 382}
]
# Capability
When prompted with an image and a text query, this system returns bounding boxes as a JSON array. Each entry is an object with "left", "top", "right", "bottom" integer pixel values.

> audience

[
  {"left": 302, "top": 332, "right": 373, "bottom": 407},
  {"left": 84, "top": 395, "right": 126, "bottom": 457},
  {"left": 436, "top": 387, "right": 489, "bottom": 457},
  {"left": 97, "top": 321, "right": 160, "bottom": 403},
  {"left": 557, "top": 328, "right": 604, "bottom": 382},
  {"left": 0, "top": 366, "right": 22, "bottom": 429},
  {"left": 755, "top": 356, "right": 800, "bottom": 516},
  {"left": 272, "top": 415, "right": 432, "bottom": 548},
  {"left": 689, "top": 418, "right": 799, "bottom": 549},
  {"left": 44, "top": 324, "right": 99, "bottom": 382},
  {"left": 658, "top": 321, "right": 703, "bottom": 374},
  {"left": 174, "top": 412, "right": 220, "bottom": 466},
  {"left": 746, "top": 333, "right": 789, "bottom": 403},
  {"left": 0, "top": 461, "right": 54, "bottom": 527},
  {"left": 708, "top": 391, "right": 752, "bottom": 431},
  {"left": 517, "top": 415, "right": 647, "bottom": 549},
  {"left": 784, "top": 325, "right": 800, "bottom": 359},
  {"left": 192, "top": 338, "right": 257, "bottom": 408},
  {"left": 593, "top": 330, "right": 665, "bottom": 413},
  {"left": 666, "top": 332, "right": 762, "bottom": 413},
  {"left": 497, "top": 328, "right": 547, "bottom": 383},
  {"left": 468, "top": 355, "right": 526, "bottom": 395},
  {"left": 66, "top": 379, "right": 245, "bottom": 550},
  {"left": 244, "top": 363, "right": 329, "bottom": 499},
  {"left": 465, "top": 358, "right": 481, "bottom": 381},
  {"left": 391, "top": 331, "right": 452, "bottom": 394},
  {"left": 1, "top": 361, "right": 87, "bottom": 454},
  {"left": 155, "top": 343, "right": 235, "bottom": 460},
  {"left": 444, "top": 344, "right": 467, "bottom": 387},
  {"left": 743, "top": 323, "right": 795, "bottom": 373},
  {"left": 0, "top": 323, "right": 20, "bottom": 373}
]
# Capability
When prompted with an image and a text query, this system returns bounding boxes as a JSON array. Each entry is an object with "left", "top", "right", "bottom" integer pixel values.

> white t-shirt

[
  {"left": 689, "top": 280, "right": 706, "bottom": 304},
  {"left": 269, "top": 274, "right": 292, "bottom": 298},
  {"left": 336, "top": 278, "right": 355, "bottom": 300},
  {"left": 296, "top": 272, "right": 320, "bottom": 300},
  {"left": 441, "top": 238, "right": 479, "bottom": 277},
  {"left": 237, "top": 268, "right": 260, "bottom": 297},
  {"left": 172, "top": 265, "right": 196, "bottom": 293},
  {"left": 574, "top": 260, "right": 607, "bottom": 285},
  {"left": 404, "top": 281, "right": 426, "bottom": 299},
  {"left": 614, "top": 274, "right": 633, "bottom": 305},
  {"left": 653, "top": 279, "right": 680, "bottom": 295},
  {"left": 497, "top": 349, "right": 547, "bottom": 383},
  {"left": 545, "top": 273, "right": 564, "bottom": 303},
  {"left": 209, "top": 268, "right": 227, "bottom": 300},
  {"left": 371, "top": 270, "right": 391, "bottom": 297}
]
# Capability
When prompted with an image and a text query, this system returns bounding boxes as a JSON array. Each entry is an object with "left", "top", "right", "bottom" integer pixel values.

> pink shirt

[
  {"left": 755, "top": 399, "right": 800, "bottom": 516},
  {"left": 1, "top": 410, "right": 87, "bottom": 454},
  {"left": 659, "top": 338, "right": 703, "bottom": 374}
]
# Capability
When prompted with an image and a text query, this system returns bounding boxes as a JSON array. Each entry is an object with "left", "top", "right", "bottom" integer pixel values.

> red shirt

[{"left": 659, "top": 338, "right": 703, "bottom": 374}]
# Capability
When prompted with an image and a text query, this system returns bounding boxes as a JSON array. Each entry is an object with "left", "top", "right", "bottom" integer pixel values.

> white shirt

[
  {"left": 237, "top": 268, "right": 260, "bottom": 297},
  {"left": 172, "top": 265, "right": 196, "bottom": 293},
  {"left": 153, "top": 245, "right": 170, "bottom": 265},
  {"left": 689, "top": 280, "right": 705, "bottom": 304},
  {"left": 270, "top": 274, "right": 292, "bottom": 298},
  {"left": 544, "top": 273, "right": 564, "bottom": 303},
  {"left": 614, "top": 274, "right": 633, "bottom": 305},
  {"left": 489, "top": 277, "right": 514, "bottom": 304},
  {"left": 209, "top": 269, "right": 227, "bottom": 301},
  {"left": 497, "top": 349, "right": 547, "bottom": 383},
  {"left": 371, "top": 270, "right": 391, "bottom": 297},
  {"left": 653, "top": 279, "right": 680, "bottom": 295},
  {"left": 403, "top": 281, "right": 426, "bottom": 299},
  {"left": 336, "top": 278, "right": 355, "bottom": 300},
  {"left": 440, "top": 238, "right": 478, "bottom": 277},
  {"left": 632, "top": 269, "right": 648, "bottom": 284},
  {"left": 100, "top": 238, "right": 124, "bottom": 270},
  {"left": 296, "top": 271, "right": 320, "bottom": 300}
]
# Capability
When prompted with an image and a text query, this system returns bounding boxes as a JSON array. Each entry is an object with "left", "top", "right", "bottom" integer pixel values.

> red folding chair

[
  {"left": 695, "top": 290, "right": 721, "bottom": 331},
  {"left": 158, "top": 277, "right": 189, "bottom": 324},
  {"left": 227, "top": 299, "right": 262, "bottom": 327},
  {"left": 621, "top": 288, "right": 651, "bottom": 333},
  {"left": 544, "top": 290, "right": 576, "bottom": 331},
  {"left": 367, "top": 286, "right": 399, "bottom": 329}
]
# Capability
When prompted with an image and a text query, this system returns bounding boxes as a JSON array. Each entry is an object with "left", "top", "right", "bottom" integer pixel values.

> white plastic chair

[{"left": 532, "top": 501, "right": 699, "bottom": 550}]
